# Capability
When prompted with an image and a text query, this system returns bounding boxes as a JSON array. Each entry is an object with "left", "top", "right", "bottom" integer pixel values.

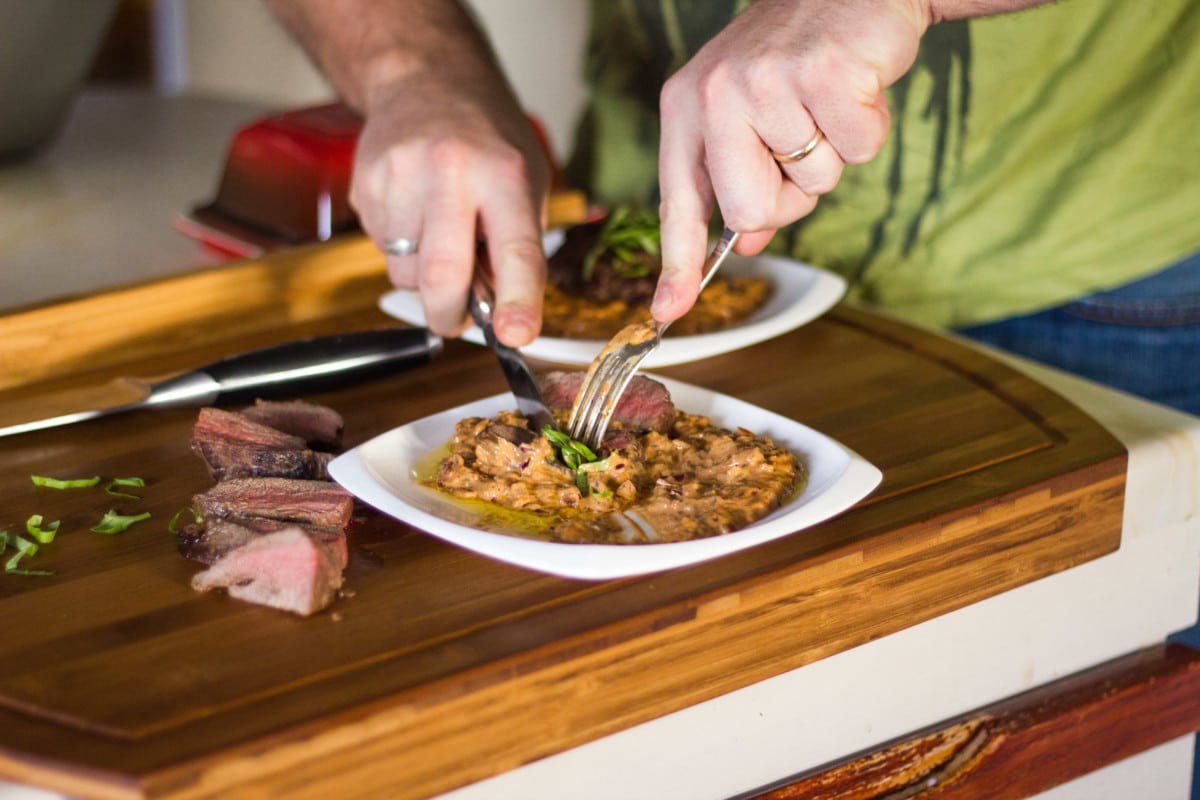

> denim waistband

[{"left": 1064, "top": 249, "right": 1200, "bottom": 326}]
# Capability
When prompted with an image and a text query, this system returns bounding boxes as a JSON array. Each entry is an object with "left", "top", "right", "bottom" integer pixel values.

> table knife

[
  {"left": 466, "top": 262, "right": 558, "bottom": 434},
  {"left": 0, "top": 327, "right": 443, "bottom": 438}
]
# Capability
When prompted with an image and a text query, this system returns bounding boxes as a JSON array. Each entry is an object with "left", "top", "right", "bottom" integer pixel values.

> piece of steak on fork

[{"left": 537, "top": 370, "right": 676, "bottom": 433}]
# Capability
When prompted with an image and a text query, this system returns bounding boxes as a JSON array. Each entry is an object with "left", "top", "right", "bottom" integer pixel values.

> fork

[{"left": 567, "top": 227, "right": 740, "bottom": 449}]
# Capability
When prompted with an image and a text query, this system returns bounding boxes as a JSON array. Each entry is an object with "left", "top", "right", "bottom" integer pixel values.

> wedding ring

[
  {"left": 384, "top": 237, "right": 420, "bottom": 257},
  {"left": 771, "top": 129, "right": 824, "bottom": 163}
]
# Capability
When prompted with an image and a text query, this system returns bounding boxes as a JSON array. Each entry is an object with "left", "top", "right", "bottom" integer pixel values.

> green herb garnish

[
  {"left": 168, "top": 506, "right": 202, "bottom": 534},
  {"left": 542, "top": 426, "right": 609, "bottom": 496},
  {"left": 25, "top": 515, "right": 60, "bottom": 544},
  {"left": 91, "top": 510, "right": 151, "bottom": 535},
  {"left": 1, "top": 532, "right": 53, "bottom": 576},
  {"left": 105, "top": 476, "right": 146, "bottom": 500},
  {"left": 31, "top": 475, "right": 101, "bottom": 489},
  {"left": 581, "top": 206, "right": 661, "bottom": 281}
]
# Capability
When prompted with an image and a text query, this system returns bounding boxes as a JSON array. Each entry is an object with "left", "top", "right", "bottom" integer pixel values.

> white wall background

[{"left": 154, "top": 0, "right": 590, "bottom": 162}]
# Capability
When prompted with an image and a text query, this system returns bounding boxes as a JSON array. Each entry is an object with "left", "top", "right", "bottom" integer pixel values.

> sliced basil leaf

[
  {"left": 25, "top": 515, "right": 60, "bottom": 544},
  {"left": 105, "top": 477, "right": 146, "bottom": 500},
  {"left": 91, "top": 510, "right": 151, "bottom": 535},
  {"left": 31, "top": 475, "right": 101, "bottom": 489}
]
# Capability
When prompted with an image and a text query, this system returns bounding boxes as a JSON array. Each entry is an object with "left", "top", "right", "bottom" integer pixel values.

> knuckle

[
  {"left": 741, "top": 57, "right": 786, "bottom": 108},
  {"left": 844, "top": 126, "right": 888, "bottom": 164},
  {"left": 680, "top": 61, "right": 736, "bottom": 112},
  {"left": 800, "top": 165, "right": 842, "bottom": 196},
  {"left": 660, "top": 73, "right": 687, "bottom": 116},
  {"left": 425, "top": 136, "right": 473, "bottom": 178},
  {"left": 494, "top": 237, "right": 546, "bottom": 273},
  {"left": 721, "top": 202, "right": 770, "bottom": 234},
  {"left": 416, "top": 257, "right": 464, "bottom": 295},
  {"left": 487, "top": 144, "right": 530, "bottom": 185}
]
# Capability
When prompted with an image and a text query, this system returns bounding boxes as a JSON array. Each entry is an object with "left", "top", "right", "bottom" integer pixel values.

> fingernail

[
  {"left": 498, "top": 306, "right": 538, "bottom": 346},
  {"left": 650, "top": 283, "right": 673, "bottom": 317}
]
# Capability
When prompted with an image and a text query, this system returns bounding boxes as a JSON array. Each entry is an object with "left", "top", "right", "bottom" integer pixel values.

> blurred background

[{"left": 0, "top": 0, "right": 588, "bottom": 308}]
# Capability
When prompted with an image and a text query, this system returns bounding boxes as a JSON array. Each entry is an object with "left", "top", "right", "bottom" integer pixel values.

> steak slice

[
  {"left": 178, "top": 516, "right": 348, "bottom": 569},
  {"left": 538, "top": 370, "right": 676, "bottom": 433},
  {"left": 193, "top": 478, "right": 354, "bottom": 531},
  {"left": 193, "top": 407, "right": 306, "bottom": 449},
  {"left": 190, "top": 527, "right": 345, "bottom": 616},
  {"left": 192, "top": 407, "right": 328, "bottom": 481},
  {"left": 239, "top": 399, "right": 344, "bottom": 449},
  {"left": 193, "top": 442, "right": 329, "bottom": 482}
]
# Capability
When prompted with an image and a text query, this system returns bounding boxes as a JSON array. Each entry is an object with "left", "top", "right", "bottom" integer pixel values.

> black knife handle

[{"left": 203, "top": 327, "right": 442, "bottom": 404}]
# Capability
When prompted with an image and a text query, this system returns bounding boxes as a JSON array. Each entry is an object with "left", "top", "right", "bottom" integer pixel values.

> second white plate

[{"left": 378, "top": 252, "right": 845, "bottom": 367}]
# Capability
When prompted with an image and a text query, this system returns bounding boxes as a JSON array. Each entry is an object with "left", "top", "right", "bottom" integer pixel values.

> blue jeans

[
  {"left": 958, "top": 250, "right": 1200, "bottom": 417},
  {"left": 959, "top": 251, "right": 1200, "bottom": 796}
]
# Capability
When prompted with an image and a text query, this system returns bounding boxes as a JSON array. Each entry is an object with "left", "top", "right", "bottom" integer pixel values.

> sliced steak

[
  {"left": 190, "top": 527, "right": 345, "bottom": 616},
  {"left": 178, "top": 516, "right": 348, "bottom": 569},
  {"left": 239, "top": 399, "right": 344, "bottom": 449},
  {"left": 193, "top": 441, "right": 330, "bottom": 482},
  {"left": 538, "top": 370, "right": 676, "bottom": 433},
  {"left": 192, "top": 407, "right": 328, "bottom": 481},
  {"left": 193, "top": 407, "right": 306, "bottom": 449},
  {"left": 193, "top": 478, "right": 354, "bottom": 531}
]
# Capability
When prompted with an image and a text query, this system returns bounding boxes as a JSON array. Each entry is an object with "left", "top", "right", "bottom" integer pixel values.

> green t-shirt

[{"left": 565, "top": 0, "right": 1200, "bottom": 328}]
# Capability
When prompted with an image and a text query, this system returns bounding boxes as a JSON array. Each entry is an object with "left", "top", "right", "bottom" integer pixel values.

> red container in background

[
  {"left": 177, "top": 102, "right": 574, "bottom": 260},
  {"left": 178, "top": 103, "right": 363, "bottom": 258}
]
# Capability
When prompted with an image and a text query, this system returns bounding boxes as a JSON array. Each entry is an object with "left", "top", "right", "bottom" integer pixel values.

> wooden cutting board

[{"left": 0, "top": 237, "right": 1126, "bottom": 800}]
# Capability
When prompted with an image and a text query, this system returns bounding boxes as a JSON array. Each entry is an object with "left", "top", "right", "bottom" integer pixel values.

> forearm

[
  {"left": 265, "top": 0, "right": 511, "bottom": 114},
  {"left": 924, "top": 0, "right": 1056, "bottom": 23}
]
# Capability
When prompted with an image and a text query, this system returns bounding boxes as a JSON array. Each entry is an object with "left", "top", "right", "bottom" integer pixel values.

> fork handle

[
  {"left": 698, "top": 228, "right": 740, "bottom": 294},
  {"left": 657, "top": 227, "right": 740, "bottom": 338}
]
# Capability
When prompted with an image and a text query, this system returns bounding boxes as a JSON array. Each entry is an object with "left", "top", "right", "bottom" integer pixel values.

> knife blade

[
  {"left": 0, "top": 327, "right": 443, "bottom": 438},
  {"left": 466, "top": 259, "right": 558, "bottom": 434}
]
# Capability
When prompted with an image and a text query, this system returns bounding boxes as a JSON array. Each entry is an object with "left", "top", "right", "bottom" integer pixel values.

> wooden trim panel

[{"left": 745, "top": 643, "right": 1200, "bottom": 799}]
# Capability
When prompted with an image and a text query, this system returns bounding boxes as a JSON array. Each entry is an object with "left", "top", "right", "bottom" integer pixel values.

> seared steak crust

[{"left": 191, "top": 407, "right": 329, "bottom": 481}]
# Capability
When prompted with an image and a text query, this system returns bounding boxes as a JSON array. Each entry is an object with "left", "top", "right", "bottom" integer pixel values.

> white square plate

[
  {"left": 327, "top": 378, "right": 881, "bottom": 580},
  {"left": 378, "top": 249, "right": 846, "bottom": 367}
]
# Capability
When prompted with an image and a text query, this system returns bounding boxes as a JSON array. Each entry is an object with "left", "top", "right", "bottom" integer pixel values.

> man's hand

[
  {"left": 268, "top": 0, "right": 551, "bottom": 346},
  {"left": 653, "top": 0, "right": 928, "bottom": 323}
]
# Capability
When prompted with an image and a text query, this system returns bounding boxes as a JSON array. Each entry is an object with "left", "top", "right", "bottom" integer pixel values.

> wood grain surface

[{"left": 0, "top": 237, "right": 1127, "bottom": 799}]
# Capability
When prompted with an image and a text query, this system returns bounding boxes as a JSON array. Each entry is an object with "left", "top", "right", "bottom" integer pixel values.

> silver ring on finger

[
  {"left": 384, "top": 237, "right": 420, "bottom": 257},
  {"left": 770, "top": 129, "right": 824, "bottom": 164}
]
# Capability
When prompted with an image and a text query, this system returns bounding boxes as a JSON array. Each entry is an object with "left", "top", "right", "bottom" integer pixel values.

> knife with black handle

[{"left": 0, "top": 327, "right": 443, "bottom": 438}]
